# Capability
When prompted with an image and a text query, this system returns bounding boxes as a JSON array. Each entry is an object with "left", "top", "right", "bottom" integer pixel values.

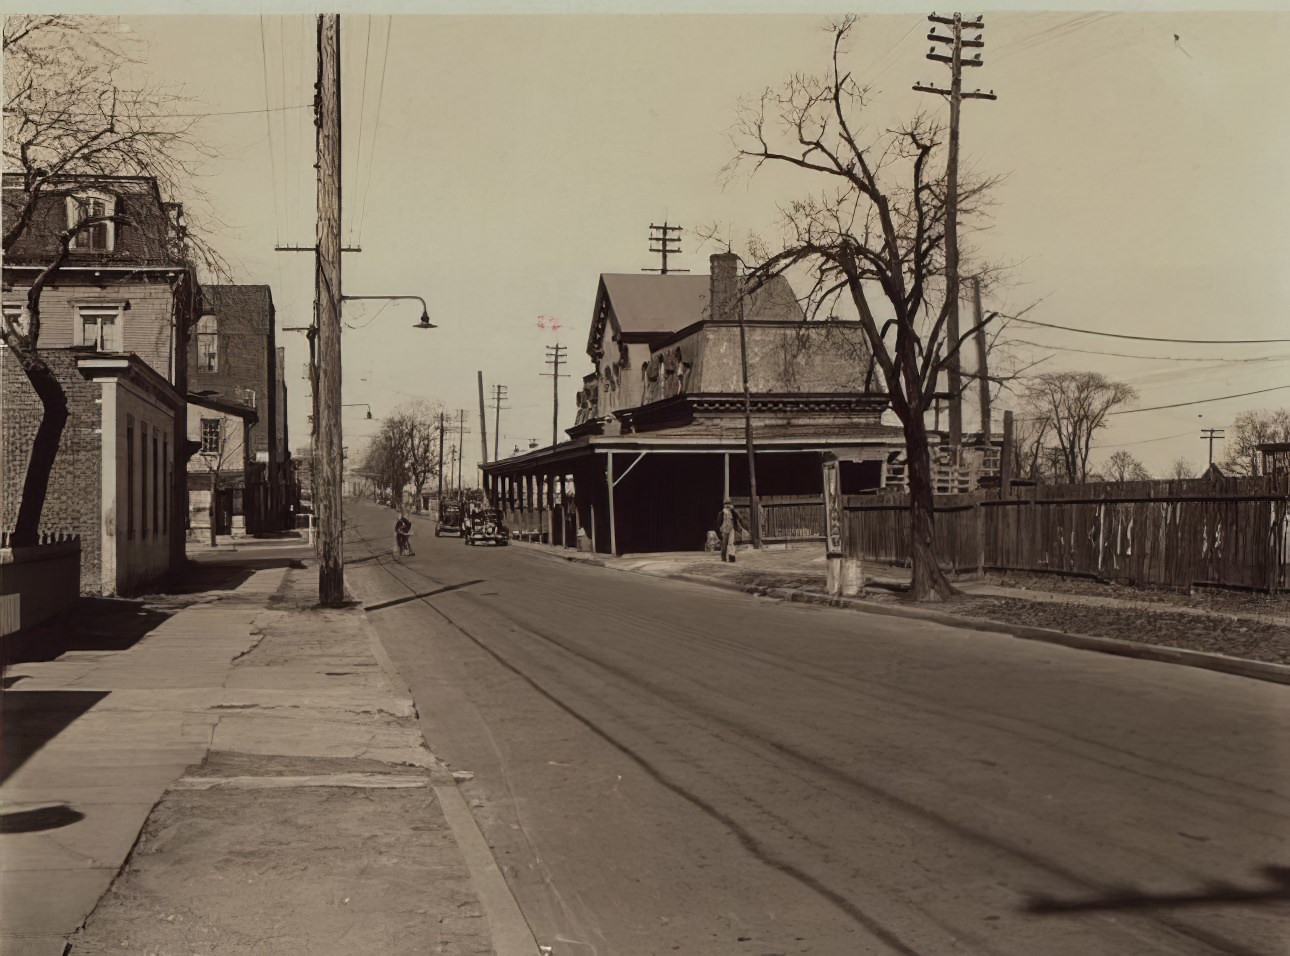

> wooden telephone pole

[
  {"left": 315, "top": 14, "right": 345, "bottom": 606},
  {"left": 641, "top": 222, "right": 690, "bottom": 275},
  {"left": 542, "top": 344, "right": 568, "bottom": 448},
  {"left": 477, "top": 371, "right": 489, "bottom": 465},
  {"left": 437, "top": 410, "right": 445, "bottom": 500},
  {"left": 491, "top": 384, "right": 508, "bottom": 461},
  {"left": 915, "top": 12, "right": 995, "bottom": 455}
]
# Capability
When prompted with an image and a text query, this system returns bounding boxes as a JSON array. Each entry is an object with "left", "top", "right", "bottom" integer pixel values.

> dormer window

[{"left": 66, "top": 190, "right": 117, "bottom": 252}]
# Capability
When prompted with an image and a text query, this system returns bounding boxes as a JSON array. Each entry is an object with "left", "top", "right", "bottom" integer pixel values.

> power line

[
  {"left": 1108, "top": 383, "right": 1290, "bottom": 416},
  {"left": 348, "top": 15, "right": 374, "bottom": 246},
  {"left": 354, "top": 16, "right": 391, "bottom": 246},
  {"left": 1006, "top": 315, "right": 1290, "bottom": 345},
  {"left": 1093, "top": 429, "right": 1195, "bottom": 450},
  {"left": 258, "top": 16, "right": 282, "bottom": 248},
  {"left": 0, "top": 103, "right": 313, "bottom": 118},
  {"left": 1005, "top": 339, "right": 1289, "bottom": 364}
]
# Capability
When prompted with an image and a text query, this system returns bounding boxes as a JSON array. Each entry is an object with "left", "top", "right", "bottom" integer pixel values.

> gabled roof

[{"left": 588, "top": 272, "right": 804, "bottom": 356}]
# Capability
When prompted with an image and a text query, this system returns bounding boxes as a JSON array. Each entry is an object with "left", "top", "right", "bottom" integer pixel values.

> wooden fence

[
  {"left": 845, "top": 476, "right": 1290, "bottom": 591},
  {"left": 731, "top": 495, "right": 825, "bottom": 542}
]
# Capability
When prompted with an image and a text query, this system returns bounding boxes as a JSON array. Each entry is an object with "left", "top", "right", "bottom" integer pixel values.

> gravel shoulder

[{"left": 676, "top": 560, "right": 1290, "bottom": 667}]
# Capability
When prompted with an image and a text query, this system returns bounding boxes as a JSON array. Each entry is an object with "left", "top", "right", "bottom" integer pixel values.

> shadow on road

[
  {"left": 0, "top": 690, "right": 110, "bottom": 785},
  {"left": 1024, "top": 864, "right": 1290, "bottom": 913},
  {"left": 364, "top": 579, "right": 486, "bottom": 613}
]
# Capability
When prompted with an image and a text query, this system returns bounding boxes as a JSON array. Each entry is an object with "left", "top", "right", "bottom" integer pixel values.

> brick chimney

[{"left": 709, "top": 251, "right": 743, "bottom": 323}]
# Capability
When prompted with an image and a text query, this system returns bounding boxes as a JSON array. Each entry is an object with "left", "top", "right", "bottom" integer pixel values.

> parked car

[
  {"left": 435, "top": 500, "right": 463, "bottom": 537},
  {"left": 463, "top": 508, "right": 509, "bottom": 546}
]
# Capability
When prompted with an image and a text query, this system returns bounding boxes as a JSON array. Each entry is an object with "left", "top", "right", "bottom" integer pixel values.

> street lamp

[
  {"left": 340, "top": 294, "right": 437, "bottom": 330},
  {"left": 342, "top": 402, "right": 373, "bottom": 419}
]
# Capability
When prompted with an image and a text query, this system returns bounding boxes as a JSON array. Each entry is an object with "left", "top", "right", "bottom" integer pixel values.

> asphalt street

[{"left": 344, "top": 499, "right": 1290, "bottom": 956}]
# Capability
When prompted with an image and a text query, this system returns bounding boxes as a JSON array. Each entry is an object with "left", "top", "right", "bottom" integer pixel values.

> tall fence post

[{"left": 974, "top": 500, "right": 984, "bottom": 576}]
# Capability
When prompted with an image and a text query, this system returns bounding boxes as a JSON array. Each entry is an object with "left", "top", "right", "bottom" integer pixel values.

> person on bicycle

[{"left": 395, "top": 513, "right": 414, "bottom": 556}]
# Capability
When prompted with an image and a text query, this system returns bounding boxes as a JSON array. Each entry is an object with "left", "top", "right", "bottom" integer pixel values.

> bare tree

[
  {"left": 1099, "top": 450, "right": 1151, "bottom": 483},
  {"left": 1021, "top": 372, "right": 1137, "bottom": 484},
  {"left": 1219, "top": 408, "right": 1290, "bottom": 477},
  {"left": 1168, "top": 457, "right": 1196, "bottom": 480},
  {"left": 382, "top": 400, "right": 442, "bottom": 513},
  {"left": 723, "top": 17, "right": 1003, "bottom": 601},
  {"left": 1, "top": 16, "right": 223, "bottom": 546},
  {"left": 357, "top": 430, "right": 408, "bottom": 508}
]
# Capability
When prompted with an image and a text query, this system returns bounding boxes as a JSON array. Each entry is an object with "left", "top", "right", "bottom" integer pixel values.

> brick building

[
  {"left": 1, "top": 173, "right": 198, "bottom": 593},
  {"left": 185, "top": 284, "right": 291, "bottom": 537}
]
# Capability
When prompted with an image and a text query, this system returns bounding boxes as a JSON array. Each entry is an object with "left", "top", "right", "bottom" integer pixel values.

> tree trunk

[
  {"left": 902, "top": 416, "right": 959, "bottom": 602},
  {"left": 209, "top": 470, "right": 218, "bottom": 547},
  {"left": 10, "top": 357, "right": 69, "bottom": 547},
  {"left": 413, "top": 481, "right": 423, "bottom": 513}
]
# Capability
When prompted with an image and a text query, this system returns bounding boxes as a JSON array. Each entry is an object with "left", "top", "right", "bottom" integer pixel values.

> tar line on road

[{"left": 343, "top": 502, "right": 1290, "bottom": 956}]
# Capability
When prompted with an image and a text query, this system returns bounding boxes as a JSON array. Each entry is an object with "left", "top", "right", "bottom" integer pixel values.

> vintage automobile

[
  {"left": 463, "top": 507, "right": 509, "bottom": 546},
  {"left": 434, "top": 500, "right": 463, "bottom": 537}
]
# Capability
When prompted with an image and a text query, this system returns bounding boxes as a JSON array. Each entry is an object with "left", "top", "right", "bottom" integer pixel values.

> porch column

[
  {"left": 546, "top": 473, "right": 556, "bottom": 544},
  {"left": 607, "top": 451, "right": 618, "bottom": 557},
  {"left": 723, "top": 452, "right": 730, "bottom": 501}
]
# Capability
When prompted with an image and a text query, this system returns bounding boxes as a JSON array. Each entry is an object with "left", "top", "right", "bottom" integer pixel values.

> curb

[
  {"left": 660, "top": 573, "right": 1290, "bottom": 686},
  {"left": 342, "top": 554, "right": 544, "bottom": 956}
]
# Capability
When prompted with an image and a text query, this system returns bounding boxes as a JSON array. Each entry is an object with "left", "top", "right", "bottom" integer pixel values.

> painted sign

[{"left": 823, "top": 456, "right": 843, "bottom": 557}]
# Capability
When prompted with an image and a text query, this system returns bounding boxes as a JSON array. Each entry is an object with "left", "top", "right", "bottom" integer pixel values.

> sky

[{"left": 28, "top": 3, "right": 1290, "bottom": 479}]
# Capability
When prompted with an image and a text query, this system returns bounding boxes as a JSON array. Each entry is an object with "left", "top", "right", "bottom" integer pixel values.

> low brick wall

[{"left": 0, "top": 537, "right": 81, "bottom": 637}]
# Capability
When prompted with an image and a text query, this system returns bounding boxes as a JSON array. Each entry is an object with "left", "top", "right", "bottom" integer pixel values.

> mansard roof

[
  {"left": 2, "top": 173, "right": 184, "bottom": 268},
  {"left": 588, "top": 272, "right": 803, "bottom": 356}
]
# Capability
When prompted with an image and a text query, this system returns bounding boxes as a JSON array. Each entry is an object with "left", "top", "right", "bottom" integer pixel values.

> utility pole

[
  {"left": 456, "top": 409, "right": 469, "bottom": 490},
  {"left": 641, "top": 222, "right": 690, "bottom": 275},
  {"left": 477, "top": 371, "right": 489, "bottom": 465},
  {"left": 436, "top": 410, "right": 445, "bottom": 500},
  {"left": 491, "top": 384, "right": 508, "bottom": 461},
  {"left": 314, "top": 14, "right": 345, "bottom": 607},
  {"left": 542, "top": 344, "right": 568, "bottom": 448},
  {"left": 1201, "top": 428, "right": 1225, "bottom": 466},
  {"left": 915, "top": 12, "right": 995, "bottom": 456},
  {"left": 971, "top": 276, "right": 991, "bottom": 439}
]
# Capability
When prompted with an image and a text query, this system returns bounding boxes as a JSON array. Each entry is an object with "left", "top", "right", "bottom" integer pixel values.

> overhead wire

[
  {"left": 259, "top": 16, "right": 282, "bottom": 249},
  {"left": 1108, "top": 384, "right": 1290, "bottom": 416},
  {"left": 354, "top": 16, "right": 392, "bottom": 247},
  {"left": 1003, "top": 339, "right": 1288, "bottom": 364},
  {"left": 278, "top": 15, "right": 293, "bottom": 246},
  {"left": 1004, "top": 314, "right": 1290, "bottom": 345},
  {"left": 348, "top": 15, "right": 374, "bottom": 247}
]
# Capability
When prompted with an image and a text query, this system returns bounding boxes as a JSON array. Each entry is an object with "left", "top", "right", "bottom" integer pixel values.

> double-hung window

[
  {"left": 77, "top": 305, "right": 122, "bottom": 352},
  {"left": 201, "top": 418, "right": 222, "bottom": 456},
  {"left": 66, "top": 191, "right": 116, "bottom": 252}
]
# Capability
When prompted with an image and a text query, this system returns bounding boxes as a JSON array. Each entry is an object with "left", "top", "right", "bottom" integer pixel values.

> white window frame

[
  {"left": 1, "top": 303, "right": 26, "bottom": 347},
  {"left": 76, "top": 304, "right": 124, "bottom": 352},
  {"left": 200, "top": 418, "right": 223, "bottom": 456},
  {"left": 66, "top": 190, "right": 117, "bottom": 252}
]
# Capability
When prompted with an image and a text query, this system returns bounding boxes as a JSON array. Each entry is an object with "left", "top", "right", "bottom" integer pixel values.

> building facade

[
  {"left": 482, "top": 253, "right": 905, "bottom": 554},
  {"left": 1, "top": 174, "right": 198, "bottom": 593},
  {"left": 185, "top": 284, "right": 292, "bottom": 536}
]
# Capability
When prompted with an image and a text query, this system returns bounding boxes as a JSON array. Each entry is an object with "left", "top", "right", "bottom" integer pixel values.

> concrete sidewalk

[{"left": 1, "top": 561, "right": 516, "bottom": 955}]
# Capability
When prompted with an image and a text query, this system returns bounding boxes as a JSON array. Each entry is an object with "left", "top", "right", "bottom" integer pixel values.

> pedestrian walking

[
  {"left": 716, "top": 499, "right": 746, "bottom": 563},
  {"left": 394, "top": 513, "right": 414, "bottom": 556}
]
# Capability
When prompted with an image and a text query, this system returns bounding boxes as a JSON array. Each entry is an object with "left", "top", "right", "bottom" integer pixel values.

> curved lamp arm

[{"left": 341, "top": 294, "right": 436, "bottom": 329}]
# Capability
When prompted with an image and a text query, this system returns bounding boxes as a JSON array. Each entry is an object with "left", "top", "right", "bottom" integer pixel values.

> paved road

[{"left": 345, "top": 500, "right": 1289, "bottom": 956}]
